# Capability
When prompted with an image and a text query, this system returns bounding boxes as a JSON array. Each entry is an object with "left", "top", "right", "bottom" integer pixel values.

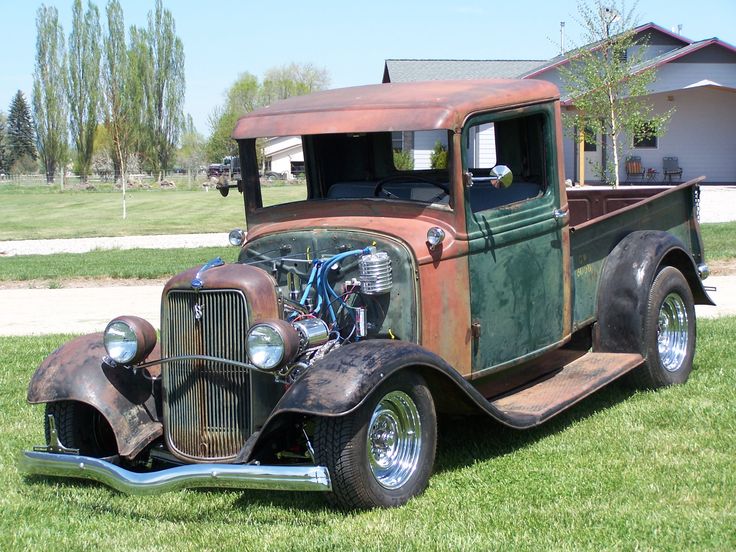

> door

[
  {"left": 583, "top": 130, "right": 602, "bottom": 183},
  {"left": 464, "top": 106, "right": 569, "bottom": 374}
]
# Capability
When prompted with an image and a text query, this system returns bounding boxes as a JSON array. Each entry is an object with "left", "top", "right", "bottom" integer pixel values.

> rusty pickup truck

[{"left": 21, "top": 80, "right": 713, "bottom": 509}]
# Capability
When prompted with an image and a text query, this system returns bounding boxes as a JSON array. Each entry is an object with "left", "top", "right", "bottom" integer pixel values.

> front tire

[
  {"left": 628, "top": 266, "right": 696, "bottom": 388},
  {"left": 44, "top": 401, "right": 118, "bottom": 457},
  {"left": 314, "top": 371, "right": 437, "bottom": 509}
]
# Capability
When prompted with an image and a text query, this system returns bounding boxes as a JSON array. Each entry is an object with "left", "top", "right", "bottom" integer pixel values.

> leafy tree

[
  {"left": 33, "top": 6, "right": 68, "bottom": 183},
  {"left": 177, "top": 114, "right": 206, "bottom": 179},
  {"left": 559, "top": 0, "right": 669, "bottom": 186},
  {"left": 206, "top": 64, "right": 329, "bottom": 163},
  {"left": 6, "top": 90, "right": 37, "bottom": 170},
  {"left": 102, "top": 0, "right": 136, "bottom": 184},
  {"left": 430, "top": 140, "right": 448, "bottom": 169},
  {"left": 260, "top": 62, "right": 329, "bottom": 105},
  {"left": 0, "top": 112, "right": 7, "bottom": 173},
  {"left": 137, "top": 0, "right": 185, "bottom": 179},
  {"left": 67, "top": 0, "right": 101, "bottom": 182}
]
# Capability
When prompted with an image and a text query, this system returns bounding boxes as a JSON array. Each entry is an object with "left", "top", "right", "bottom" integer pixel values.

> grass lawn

[
  {"left": 0, "top": 185, "right": 306, "bottom": 241},
  {"left": 1, "top": 318, "right": 734, "bottom": 550},
  {"left": 700, "top": 221, "right": 736, "bottom": 260},
  {"left": 0, "top": 247, "right": 237, "bottom": 282}
]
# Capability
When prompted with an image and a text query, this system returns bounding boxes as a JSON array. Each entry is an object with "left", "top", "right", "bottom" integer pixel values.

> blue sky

[{"left": 1, "top": 0, "right": 735, "bottom": 135}]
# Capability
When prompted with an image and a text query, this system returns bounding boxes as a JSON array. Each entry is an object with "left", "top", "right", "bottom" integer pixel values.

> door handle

[{"left": 552, "top": 208, "right": 569, "bottom": 224}]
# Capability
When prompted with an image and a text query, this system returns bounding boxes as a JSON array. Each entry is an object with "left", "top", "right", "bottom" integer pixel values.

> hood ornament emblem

[{"left": 191, "top": 257, "right": 225, "bottom": 290}]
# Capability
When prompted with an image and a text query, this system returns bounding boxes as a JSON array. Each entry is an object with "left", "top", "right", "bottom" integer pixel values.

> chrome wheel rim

[
  {"left": 367, "top": 390, "right": 422, "bottom": 489},
  {"left": 657, "top": 292, "right": 689, "bottom": 372}
]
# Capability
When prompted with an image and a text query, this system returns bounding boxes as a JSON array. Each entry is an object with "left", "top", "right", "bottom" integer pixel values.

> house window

[{"left": 634, "top": 122, "right": 658, "bottom": 149}]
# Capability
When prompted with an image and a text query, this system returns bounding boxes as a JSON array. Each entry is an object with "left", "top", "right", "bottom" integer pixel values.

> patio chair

[
  {"left": 663, "top": 157, "right": 683, "bottom": 183},
  {"left": 625, "top": 156, "right": 645, "bottom": 184}
]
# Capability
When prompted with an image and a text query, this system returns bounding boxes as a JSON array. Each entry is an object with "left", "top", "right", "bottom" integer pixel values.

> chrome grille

[{"left": 162, "top": 289, "right": 250, "bottom": 462}]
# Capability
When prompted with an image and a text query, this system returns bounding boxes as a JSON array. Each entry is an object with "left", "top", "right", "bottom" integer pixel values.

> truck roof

[{"left": 231, "top": 79, "right": 559, "bottom": 139}]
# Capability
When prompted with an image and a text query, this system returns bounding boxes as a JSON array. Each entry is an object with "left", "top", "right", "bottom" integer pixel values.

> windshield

[{"left": 238, "top": 130, "right": 453, "bottom": 209}]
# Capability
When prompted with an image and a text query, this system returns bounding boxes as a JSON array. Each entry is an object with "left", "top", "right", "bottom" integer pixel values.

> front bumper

[{"left": 19, "top": 451, "right": 332, "bottom": 495}]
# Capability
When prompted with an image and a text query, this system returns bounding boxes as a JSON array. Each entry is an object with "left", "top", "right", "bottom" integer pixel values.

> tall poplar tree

[
  {"left": 6, "top": 90, "right": 37, "bottom": 169},
  {"left": 139, "top": 0, "right": 185, "bottom": 180},
  {"left": 102, "top": 0, "right": 135, "bottom": 182},
  {"left": 67, "top": 0, "right": 101, "bottom": 182},
  {"left": 0, "top": 112, "right": 7, "bottom": 173},
  {"left": 33, "top": 6, "right": 68, "bottom": 183}
]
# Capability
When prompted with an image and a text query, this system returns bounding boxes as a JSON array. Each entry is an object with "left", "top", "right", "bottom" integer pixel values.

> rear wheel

[
  {"left": 44, "top": 401, "right": 118, "bottom": 457},
  {"left": 628, "top": 266, "right": 696, "bottom": 388},
  {"left": 314, "top": 371, "right": 436, "bottom": 509}
]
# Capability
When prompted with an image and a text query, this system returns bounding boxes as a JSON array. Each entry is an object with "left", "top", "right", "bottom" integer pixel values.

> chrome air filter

[{"left": 359, "top": 251, "right": 392, "bottom": 295}]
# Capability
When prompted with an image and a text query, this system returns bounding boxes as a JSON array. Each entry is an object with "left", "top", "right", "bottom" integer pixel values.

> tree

[
  {"left": 0, "top": 112, "right": 7, "bottom": 173},
  {"left": 430, "top": 140, "right": 448, "bottom": 169},
  {"left": 260, "top": 63, "right": 330, "bottom": 105},
  {"left": 67, "top": 0, "right": 101, "bottom": 182},
  {"left": 102, "top": 0, "right": 138, "bottom": 217},
  {"left": 137, "top": 0, "right": 185, "bottom": 179},
  {"left": 33, "top": 6, "right": 68, "bottom": 183},
  {"left": 177, "top": 114, "right": 205, "bottom": 181},
  {"left": 206, "top": 64, "right": 330, "bottom": 162},
  {"left": 6, "top": 90, "right": 37, "bottom": 170},
  {"left": 559, "top": 0, "right": 669, "bottom": 186}
]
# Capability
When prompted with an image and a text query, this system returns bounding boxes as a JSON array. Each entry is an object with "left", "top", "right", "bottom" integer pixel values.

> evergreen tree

[{"left": 6, "top": 90, "right": 37, "bottom": 169}]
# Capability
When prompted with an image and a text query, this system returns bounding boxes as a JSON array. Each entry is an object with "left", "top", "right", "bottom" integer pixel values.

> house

[
  {"left": 383, "top": 23, "right": 736, "bottom": 184},
  {"left": 263, "top": 135, "right": 304, "bottom": 179}
]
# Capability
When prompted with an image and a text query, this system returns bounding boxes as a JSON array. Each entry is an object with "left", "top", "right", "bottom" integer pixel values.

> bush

[
  {"left": 430, "top": 140, "right": 447, "bottom": 169},
  {"left": 393, "top": 150, "right": 414, "bottom": 170}
]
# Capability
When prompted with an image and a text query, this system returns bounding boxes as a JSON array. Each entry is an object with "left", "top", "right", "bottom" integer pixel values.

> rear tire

[
  {"left": 314, "top": 371, "right": 436, "bottom": 509},
  {"left": 628, "top": 266, "right": 696, "bottom": 389},
  {"left": 44, "top": 401, "right": 118, "bottom": 457}
]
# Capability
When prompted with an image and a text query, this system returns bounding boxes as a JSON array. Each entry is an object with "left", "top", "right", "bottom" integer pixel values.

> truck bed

[{"left": 567, "top": 180, "right": 706, "bottom": 329}]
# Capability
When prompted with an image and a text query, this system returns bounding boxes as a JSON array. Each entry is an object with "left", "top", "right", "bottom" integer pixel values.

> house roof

[
  {"left": 383, "top": 59, "right": 546, "bottom": 83},
  {"left": 232, "top": 80, "right": 559, "bottom": 139},
  {"left": 521, "top": 22, "right": 693, "bottom": 78}
]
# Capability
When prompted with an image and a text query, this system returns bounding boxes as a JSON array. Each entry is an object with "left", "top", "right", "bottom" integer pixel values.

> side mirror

[{"left": 490, "top": 165, "right": 513, "bottom": 188}]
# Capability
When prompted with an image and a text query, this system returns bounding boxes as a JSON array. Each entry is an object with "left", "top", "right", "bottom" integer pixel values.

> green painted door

[{"left": 463, "top": 106, "right": 567, "bottom": 374}]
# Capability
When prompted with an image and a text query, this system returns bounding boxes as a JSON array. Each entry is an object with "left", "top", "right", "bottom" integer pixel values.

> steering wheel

[{"left": 373, "top": 175, "right": 450, "bottom": 200}]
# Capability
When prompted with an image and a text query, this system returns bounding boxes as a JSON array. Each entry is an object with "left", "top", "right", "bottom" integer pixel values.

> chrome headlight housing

[
  {"left": 246, "top": 320, "right": 300, "bottom": 371},
  {"left": 103, "top": 316, "right": 157, "bottom": 365}
]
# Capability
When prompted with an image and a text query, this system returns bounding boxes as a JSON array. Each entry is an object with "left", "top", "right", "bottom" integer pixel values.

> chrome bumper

[{"left": 19, "top": 451, "right": 332, "bottom": 495}]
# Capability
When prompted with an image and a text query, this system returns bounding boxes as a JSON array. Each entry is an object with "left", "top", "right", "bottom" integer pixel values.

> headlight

[
  {"left": 246, "top": 320, "right": 300, "bottom": 371},
  {"left": 103, "top": 316, "right": 157, "bottom": 365}
]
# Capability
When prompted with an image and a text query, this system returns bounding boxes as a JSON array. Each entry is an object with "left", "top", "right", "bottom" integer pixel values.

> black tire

[
  {"left": 314, "top": 371, "right": 437, "bottom": 509},
  {"left": 628, "top": 266, "right": 696, "bottom": 389},
  {"left": 44, "top": 401, "right": 118, "bottom": 457}
]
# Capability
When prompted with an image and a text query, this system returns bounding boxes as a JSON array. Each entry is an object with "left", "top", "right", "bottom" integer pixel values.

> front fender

[
  {"left": 237, "top": 340, "right": 515, "bottom": 462},
  {"left": 27, "top": 333, "right": 162, "bottom": 459}
]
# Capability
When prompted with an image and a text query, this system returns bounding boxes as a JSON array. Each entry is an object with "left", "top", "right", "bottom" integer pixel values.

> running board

[{"left": 489, "top": 352, "right": 644, "bottom": 429}]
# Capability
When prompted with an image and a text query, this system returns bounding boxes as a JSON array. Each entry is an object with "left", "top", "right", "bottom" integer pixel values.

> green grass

[
  {"left": 0, "top": 247, "right": 237, "bottom": 282},
  {"left": 1, "top": 318, "right": 734, "bottom": 550},
  {"left": 0, "top": 185, "right": 306, "bottom": 241},
  {"left": 701, "top": 221, "right": 736, "bottom": 260}
]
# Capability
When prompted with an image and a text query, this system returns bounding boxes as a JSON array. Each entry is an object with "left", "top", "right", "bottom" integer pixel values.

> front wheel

[
  {"left": 44, "top": 401, "right": 118, "bottom": 457},
  {"left": 628, "top": 266, "right": 696, "bottom": 388},
  {"left": 314, "top": 371, "right": 436, "bottom": 509}
]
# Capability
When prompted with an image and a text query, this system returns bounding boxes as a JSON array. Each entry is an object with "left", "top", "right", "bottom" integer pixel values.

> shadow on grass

[
  {"left": 433, "top": 381, "right": 638, "bottom": 474},
  {"left": 19, "top": 381, "right": 640, "bottom": 515}
]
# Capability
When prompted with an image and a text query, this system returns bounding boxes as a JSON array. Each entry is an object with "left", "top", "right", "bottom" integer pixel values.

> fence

[{"left": 0, "top": 172, "right": 214, "bottom": 192}]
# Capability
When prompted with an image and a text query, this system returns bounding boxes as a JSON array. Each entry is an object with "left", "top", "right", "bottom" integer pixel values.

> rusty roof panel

[{"left": 232, "top": 80, "right": 559, "bottom": 138}]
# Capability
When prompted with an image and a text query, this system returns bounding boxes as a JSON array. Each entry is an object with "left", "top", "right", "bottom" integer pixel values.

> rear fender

[
  {"left": 595, "top": 230, "right": 714, "bottom": 354},
  {"left": 27, "top": 333, "right": 162, "bottom": 459}
]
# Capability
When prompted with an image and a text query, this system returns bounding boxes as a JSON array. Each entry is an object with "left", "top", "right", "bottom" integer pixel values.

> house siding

[
  {"left": 652, "top": 62, "right": 736, "bottom": 93},
  {"left": 622, "top": 87, "right": 736, "bottom": 183}
]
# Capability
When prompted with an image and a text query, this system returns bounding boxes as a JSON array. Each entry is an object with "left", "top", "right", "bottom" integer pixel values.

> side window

[{"left": 465, "top": 113, "right": 547, "bottom": 213}]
